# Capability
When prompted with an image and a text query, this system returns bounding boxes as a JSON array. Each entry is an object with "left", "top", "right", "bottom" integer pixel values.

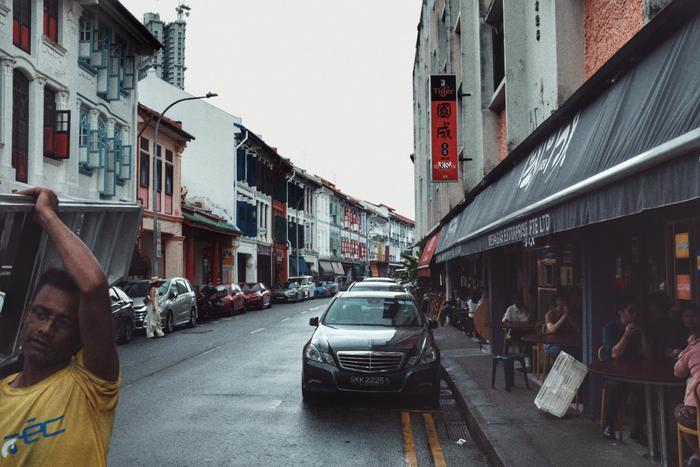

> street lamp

[{"left": 151, "top": 92, "right": 217, "bottom": 278}]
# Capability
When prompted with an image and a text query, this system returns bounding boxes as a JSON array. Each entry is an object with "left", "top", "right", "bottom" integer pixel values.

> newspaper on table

[{"left": 534, "top": 351, "right": 588, "bottom": 417}]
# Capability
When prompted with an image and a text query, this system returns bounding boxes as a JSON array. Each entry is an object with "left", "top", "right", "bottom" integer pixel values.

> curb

[{"left": 441, "top": 362, "right": 506, "bottom": 467}]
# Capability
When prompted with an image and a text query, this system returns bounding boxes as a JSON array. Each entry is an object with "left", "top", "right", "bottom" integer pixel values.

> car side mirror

[
  {"left": 428, "top": 319, "right": 438, "bottom": 329},
  {"left": 169, "top": 290, "right": 177, "bottom": 299},
  {"left": 309, "top": 317, "right": 319, "bottom": 327}
]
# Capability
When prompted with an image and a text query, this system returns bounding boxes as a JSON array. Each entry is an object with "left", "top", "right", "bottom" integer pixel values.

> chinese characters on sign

[{"left": 430, "top": 75, "right": 459, "bottom": 182}]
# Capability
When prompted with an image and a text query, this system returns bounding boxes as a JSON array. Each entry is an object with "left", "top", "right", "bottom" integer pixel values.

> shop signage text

[
  {"left": 487, "top": 214, "right": 551, "bottom": 248},
  {"left": 430, "top": 75, "right": 459, "bottom": 182}
]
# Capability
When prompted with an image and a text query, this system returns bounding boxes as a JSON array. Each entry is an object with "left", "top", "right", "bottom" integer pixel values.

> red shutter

[
  {"left": 43, "top": 126, "right": 55, "bottom": 156},
  {"left": 49, "top": 17, "right": 57, "bottom": 42},
  {"left": 21, "top": 26, "right": 30, "bottom": 51},
  {"left": 13, "top": 19, "right": 20, "bottom": 45},
  {"left": 54, "top": 110, "right": 70, "bottom": 159}
]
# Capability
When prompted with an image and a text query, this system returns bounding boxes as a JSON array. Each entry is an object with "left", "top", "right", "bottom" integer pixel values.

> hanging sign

[{"left": 430, "top": 75, "right": 459, "bottom": 182}]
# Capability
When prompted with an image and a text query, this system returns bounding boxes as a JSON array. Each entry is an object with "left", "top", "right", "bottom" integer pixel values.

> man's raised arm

[{"left": 20, "top": 188, "right": 118, "bottom": 382}]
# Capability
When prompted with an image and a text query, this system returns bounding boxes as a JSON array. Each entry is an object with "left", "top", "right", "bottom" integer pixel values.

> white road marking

[
  {"left": 250, "top": 328, "right": 265, "bottom": 334},
  {"left": 309, "top": 305, "right": 323, "bottom": 311},
  {"left": 281, "top": 317, "right": 290, "bottom": 322},
  {"left": 268, "top": 399, "right": 283, "bottom": 409}
]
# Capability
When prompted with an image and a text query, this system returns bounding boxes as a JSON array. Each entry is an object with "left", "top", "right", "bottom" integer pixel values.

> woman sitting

[{"left": 674, "top": 303, "right": 700, "bottom": 467}]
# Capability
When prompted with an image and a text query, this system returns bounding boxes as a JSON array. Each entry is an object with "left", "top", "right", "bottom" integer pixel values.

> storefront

[
  {"left": 183, "top": 205, "right": 240, "bottom": 290},
  {"left": 257, "top": 245, "right": 273, "bottom": 287},
  {"left": 434, "top": 5, "right": 700, "bottom": 421}
]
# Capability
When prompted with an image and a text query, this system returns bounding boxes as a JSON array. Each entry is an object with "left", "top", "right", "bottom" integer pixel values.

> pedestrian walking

[
  {"left": 146, "top": 277, "right": 165, "bottom": 338},
  {"left": 0, "top": 187, "right": 119, "bottom": 466}
]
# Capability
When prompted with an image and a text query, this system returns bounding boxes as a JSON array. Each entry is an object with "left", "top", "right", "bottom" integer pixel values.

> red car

[
  {"left": 212, "top": 284, "right": 246, "bottom": 316},
  {"left": 239, "top": 282, "right": 272, "bottom": 310}
]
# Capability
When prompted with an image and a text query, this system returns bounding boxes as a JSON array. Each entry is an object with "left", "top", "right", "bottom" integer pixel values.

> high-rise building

[{"left": 141, "top": 4, "right": 188, "bottom": 89}]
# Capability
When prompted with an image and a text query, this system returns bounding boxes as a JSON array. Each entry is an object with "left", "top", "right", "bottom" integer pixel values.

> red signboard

[{"left": 430, "top": 75, "right": 459, "bottom": 182}]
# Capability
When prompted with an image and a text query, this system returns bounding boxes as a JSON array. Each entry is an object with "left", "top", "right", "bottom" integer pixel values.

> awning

[
  {"left": 417, "top": 230, "right": 441, "bottom": 277},
  {"left": 319, "top": 260, "right": 333, "bottom": 275},
  {"left": 183, "top": 210, "right": 241, "bottom": 237},
  {"left": 436, "top": 13, "right": 700, "bottom": 262},
  {"left": 331, "top": 262, "right": 345, "bottom": 275},
  {"left": 289, "top": 255, "right": 310, "bottom": 276}
]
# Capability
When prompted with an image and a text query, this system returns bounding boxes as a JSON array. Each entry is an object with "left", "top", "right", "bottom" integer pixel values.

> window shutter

[
  {"left": 118, "top": 144, "right": 132, "bottom": 180},
  {"left": 100, "top": 137, "right": 116, "bottom": 196},
  {"left": 87, "top": 129, "right": 101, "bottom": 168},
  {"left": 91, "top": 26, "right": 104, "bottom": 68},
  {"left": 123, "top": 56, "right": 135, "bottom": 90},
  {"left": 54, "top": 110, "right": 70, "bottom": 159},
  {"left": 107, "top": 44, "right": 121, "bottom": 101},
  {"left": 79, "top": 16, "right": 92, "bottom": 59}
]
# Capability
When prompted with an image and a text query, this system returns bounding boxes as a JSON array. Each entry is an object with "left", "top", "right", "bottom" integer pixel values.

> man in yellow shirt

[{"left": 0, "top": 188, "right": 119, "bottom": 467}]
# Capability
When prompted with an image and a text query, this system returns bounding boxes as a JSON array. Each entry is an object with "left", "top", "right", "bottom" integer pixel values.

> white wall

[{"left": 138, "top": 71, "right": 240, "bottom": 223}]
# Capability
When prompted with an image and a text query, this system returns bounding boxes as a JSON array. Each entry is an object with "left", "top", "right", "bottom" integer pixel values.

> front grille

[
  {"left": 133, "top": 308, "right": 147, "bottom": 321},
  {"left": 336, "top": 351, "right": 404, "bottom": 373}
]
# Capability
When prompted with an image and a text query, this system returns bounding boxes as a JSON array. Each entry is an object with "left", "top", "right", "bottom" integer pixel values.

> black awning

[
  {"left": 436, "top": 13, "right": 700, "bottom": 261},
  {"left": 319, "top": 260, "right": 333, "bottom": 275}
]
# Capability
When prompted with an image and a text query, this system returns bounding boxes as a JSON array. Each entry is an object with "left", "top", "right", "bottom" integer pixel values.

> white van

[{"left": 288, "top": 275, "right": 314, "bottom": 299}]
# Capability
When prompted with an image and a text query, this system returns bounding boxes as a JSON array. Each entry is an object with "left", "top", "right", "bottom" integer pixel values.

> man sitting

[
  {"left": 544, "top": 294, "right": 579, "bottom": 358},
  {"left": 0, "top": 188, "right": 119, "bottom": 466},
  {"left": 601, "top": 295, "right": 650, "bottom": 444}
]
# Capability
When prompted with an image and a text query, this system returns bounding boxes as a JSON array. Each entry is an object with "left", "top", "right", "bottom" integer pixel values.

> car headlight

[
  {"left": 407, "top": 339, "right": 438, "bottom": 367},
  {"left": 286, "top": 291, "right": 296, "bottom": 296},
  {"left": 304, "top": 343, "right": 335, "bottom": 365}
]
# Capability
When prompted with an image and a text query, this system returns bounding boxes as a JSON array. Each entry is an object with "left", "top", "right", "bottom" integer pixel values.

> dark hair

[
  {"left": 616, "top": 294, "right": 638, "bottom": 312},
  {"left": 471, "top": 288, "right": 482, "bottom": 303},
  {"left": 33, "top": 268, "right": 80, "bottom": 301}
]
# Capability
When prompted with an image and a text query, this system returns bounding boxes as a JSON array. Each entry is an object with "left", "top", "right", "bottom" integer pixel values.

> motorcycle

[{"left": 196, "top": 285, "right": 218, "bottom": 320}]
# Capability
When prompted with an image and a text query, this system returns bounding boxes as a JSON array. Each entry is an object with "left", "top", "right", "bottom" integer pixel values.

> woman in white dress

[{"left": 146, "top": 277, "right": 165, "bottom": 338}]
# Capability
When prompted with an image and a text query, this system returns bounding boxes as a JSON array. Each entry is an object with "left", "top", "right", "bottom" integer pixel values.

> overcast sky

[{"left": 121, "top": 0, "right": 421, "bottom": 220}]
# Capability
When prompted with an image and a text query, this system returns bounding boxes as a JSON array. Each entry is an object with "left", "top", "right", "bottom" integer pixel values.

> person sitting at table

[
  {"left": 674, "top": 303, "right": 700, "bottom": 467},
  {"left": 544, "top": 294, "right": 579, "bottom": 358},
  {"left": 503, "top": 293, "right": 530, "bottom": 362},
  {"left": 464, "top": 288, "right": 481, "bottom": 339},
  {"left": 601, "top": 295, "right": 651, "bottom": 444}
]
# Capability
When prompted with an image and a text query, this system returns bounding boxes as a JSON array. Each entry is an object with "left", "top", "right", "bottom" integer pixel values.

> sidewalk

[{"left": 434, "top": 325, "right": 653, "bottom": 467}]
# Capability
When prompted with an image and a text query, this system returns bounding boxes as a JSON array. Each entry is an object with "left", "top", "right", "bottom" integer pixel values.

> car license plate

[{"left": 349, "top": 376, "right": 390, "bottom": 386}]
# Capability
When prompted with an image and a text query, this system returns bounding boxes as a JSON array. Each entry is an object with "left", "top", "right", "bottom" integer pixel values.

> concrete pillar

[
  {"left": 165, "top": 235, "right": 185, "bottom": 278},
  {"left": 212, "top": 239, "right": 220, "bottom": 285},
  {"left": 0, "top": 59, "right": 14, "bottom": 180},
  {"left": 29, "top": 75, "right": 46, "bottom": 186},
  {"left": 185, "top": 234, "right": 195, "bottom": 283}
]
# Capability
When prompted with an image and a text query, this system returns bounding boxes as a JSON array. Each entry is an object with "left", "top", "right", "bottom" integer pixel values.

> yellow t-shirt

[{"left": 0, "top": 351, "right": 119, "bottom": 467}]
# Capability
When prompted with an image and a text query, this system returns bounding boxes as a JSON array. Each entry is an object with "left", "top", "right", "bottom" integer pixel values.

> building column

[
  {"left": 0, "top": 58, "right": 14, "bottom": 179},
  {"left": 212, "top": 238, "right": 220, "bottom": 285},
  {"left": 185, "top": 234, "right": 195, "bottom": 283},
  {"left": 28, "top": 75, "right": 47, "bottom": 186},
  {"left": 165, "top": 235, "right": 185, "bottom": 278}
]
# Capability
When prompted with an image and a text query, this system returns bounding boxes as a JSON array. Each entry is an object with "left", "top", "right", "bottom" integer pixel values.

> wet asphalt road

[{"left": 109, "top": 298, "right": 486, "bottom": 467}]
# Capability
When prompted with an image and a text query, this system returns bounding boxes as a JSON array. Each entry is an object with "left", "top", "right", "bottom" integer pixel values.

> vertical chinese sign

[{"left": 430, "top": 75, "right": 459, "bottom": 182}]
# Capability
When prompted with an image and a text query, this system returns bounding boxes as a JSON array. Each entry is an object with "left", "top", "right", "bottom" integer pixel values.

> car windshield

[
  {"left": 124, "top": 281, "right": 168, "bottom": 297},
  {"left": 316, "top": 282, "right": 325, "bottom": 287},
  {"left": 351, "top": 284, "right": 405, "bottom": 293},
  {"left": 277, "top": 281, "right": 297, "bottom": 289},
  {"left": 242, "top": 284, "right": 262, "bottom": 292},
  {"left": 323, "top": 297, "right": 423, "bottom": 327}
]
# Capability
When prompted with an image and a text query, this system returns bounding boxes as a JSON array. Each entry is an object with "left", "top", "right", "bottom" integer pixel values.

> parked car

[
  {"left": 123, "top": 277, "right": 198, "bottom": 333},
  {"left": 240, "top": 282, "right": 272, "bottom": 310},
  {"left": 288, "top": 275, "right": 314, "bottom": 299},
  {"left": 347, "top": 281, "right": 407, "bottom": 294},
  {"left": 325, "top": 281, "right": 339, "bottom": 296},
  {"left": 363, "top": 277, "right": 396, "bottom": 283},
  {"left": 110, "top": 286, "right": 135, "bottom": 344},
  {"left": 273, "top": 281, "right": 305, "bottom": 303},
  {"left": 302, "top": 291, "right": 440, "bottom": 405},
  {"left": 314, "top": 281, "right": 329, "bottom": 298},
  {"left": 196, "top": 284, "right": 219, "bottom": 320},
  {"left": 212, "top": 284, "right": 246, "bottom": 316}
]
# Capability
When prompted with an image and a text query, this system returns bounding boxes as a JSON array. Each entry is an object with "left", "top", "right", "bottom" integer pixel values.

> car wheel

[
  {"left": 165, "top": 311, "right": 175, "bottom": 334},
  {"left": 188, "top": 308, "right": 197, "bottom": 328}
]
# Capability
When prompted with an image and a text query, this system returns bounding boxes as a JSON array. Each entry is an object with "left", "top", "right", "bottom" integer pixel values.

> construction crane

[{"left": 176, "top": 3, "right": 191, "bottom": 21}]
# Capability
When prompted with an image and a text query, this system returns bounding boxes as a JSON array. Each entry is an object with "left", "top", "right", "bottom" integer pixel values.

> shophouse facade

[
  {"left": 133, "top": 103, "right": 193, "bottom": 279},
  {"left": 414, "top": 0, "right": 698, "bottom": 428},
  {"left": 0, "top": 0, "right": 159, "bottom": 199},
  {"left": 234, "top": 124, "right": 293, "bottom": 286},
  {"left": 287, "top": 169, "right": 321, "bottom": 277},
  {"left": 138, "top": 70, "right": 241, "bottom": 288}
]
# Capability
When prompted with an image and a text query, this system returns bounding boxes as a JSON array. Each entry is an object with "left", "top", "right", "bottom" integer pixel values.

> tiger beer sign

[{"left": 430, "top": 75, "right": 459, "bottom": 182}]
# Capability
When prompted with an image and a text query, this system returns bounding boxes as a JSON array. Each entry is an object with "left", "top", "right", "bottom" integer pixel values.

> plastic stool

[{"left": 491, "top": 354, "right": 530, "bottom": 391}]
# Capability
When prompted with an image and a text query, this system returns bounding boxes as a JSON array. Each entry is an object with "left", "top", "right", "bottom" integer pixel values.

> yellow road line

[
  {"left": 423, "top": 412, "right": 448, "bottom": 467},
  {"left": 401, "top": 411, "right": 418, "bottom": 467}
]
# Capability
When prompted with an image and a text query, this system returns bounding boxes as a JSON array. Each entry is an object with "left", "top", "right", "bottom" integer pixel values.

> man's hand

[
  {"left": 625, "top": 323, "right": 640, "bottom": 335},
  {"left": 18, "top": 188, "right": 59, "bottom": 225}
]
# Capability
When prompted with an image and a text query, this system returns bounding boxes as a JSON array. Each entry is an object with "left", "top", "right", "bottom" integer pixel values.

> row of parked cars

[
  {"left": 110, "top": 275, "right": 342, "bottom": 345},
  {"left": 109, "top": 277, "right": 280, "bottom": 345}
]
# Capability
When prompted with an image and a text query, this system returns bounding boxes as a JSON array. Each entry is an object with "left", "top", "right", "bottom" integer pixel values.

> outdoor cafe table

[
  {"left": 520, "top": 333, "right": 582, "bottom": 348},
  {"left": 589, "top": 358, "right": 685, "bottom": 467}
]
